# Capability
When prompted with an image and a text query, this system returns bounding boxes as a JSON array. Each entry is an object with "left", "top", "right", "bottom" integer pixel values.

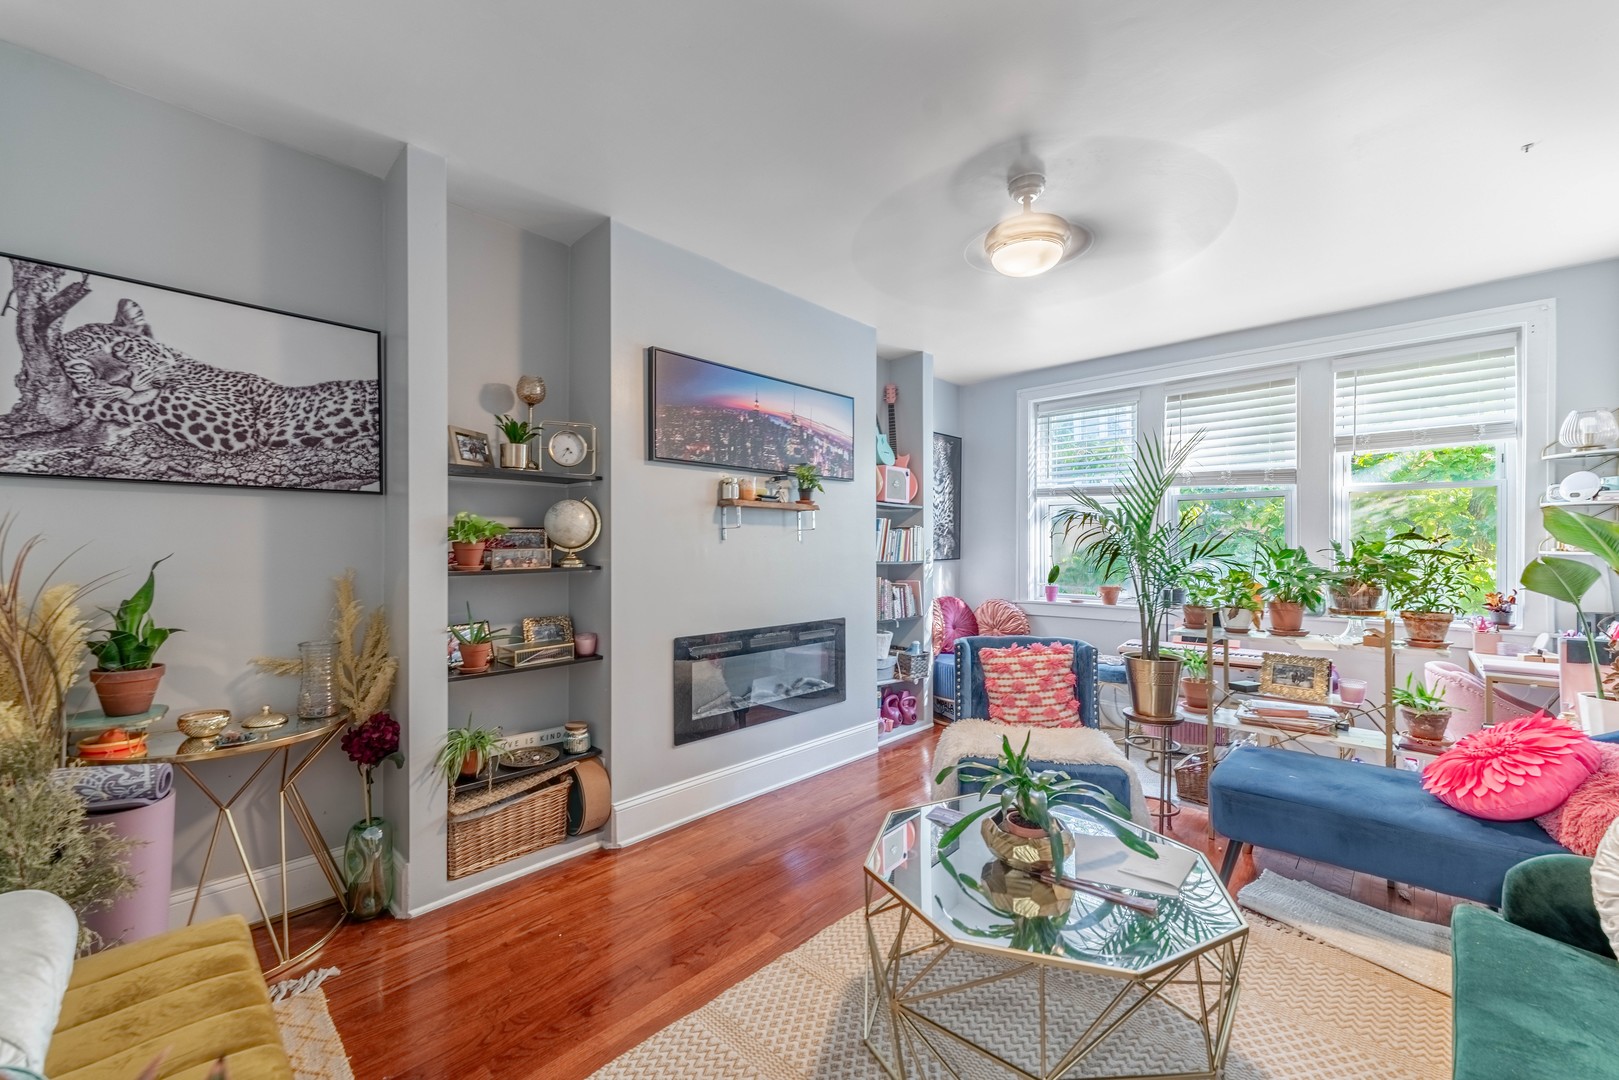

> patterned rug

[
  {"left": 272, "top": 987, "right": 355, "bottom": 1080},
  {"left": 591, "top": 903, "right": 1451, "bottom": 1079}
]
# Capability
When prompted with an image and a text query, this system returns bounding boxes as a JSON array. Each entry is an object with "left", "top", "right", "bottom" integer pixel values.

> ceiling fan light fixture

[{"left": 983, "top": 172, "right": 1074, "bottom": 278}]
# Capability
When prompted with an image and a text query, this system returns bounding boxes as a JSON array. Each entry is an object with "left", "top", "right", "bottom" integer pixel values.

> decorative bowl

[{"left": 177, "top": 709, "right": 231, "bottom": 740}]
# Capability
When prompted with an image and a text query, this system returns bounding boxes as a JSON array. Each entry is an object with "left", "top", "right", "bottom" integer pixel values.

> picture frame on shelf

[
  {"left": 1258, "top": 653, "right": 1332, "bottom": 703},
  {"left": 448, "top": 426, "right": 493, "bottom": 467},
  {"left": 489, "top": 548, "right": 551, "bottom": 571},
  {"left": 447, "top": 621, "right": 492, "bottom": 668},
  {"left": 522, "top": 614, "right": 575, "bottom": 644}
]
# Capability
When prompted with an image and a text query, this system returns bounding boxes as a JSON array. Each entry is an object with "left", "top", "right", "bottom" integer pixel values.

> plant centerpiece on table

[
  {"left": 437, "top": 717, "right": 503, "bottom": 782},
  {"left": 450, "top": 602, "right": 504, "bottom": 674},
  {"left": 790, "top": 462, "right": 824, "bottom": 505},
  {"left": 1256, "top": 542, "right": 1329, "bottom": 634},
  {"left": 1056, "top": 433, "right": 1232, "bottom": 718},
  {"left": 1484, "top": 590, "right": 1518, "bottom": 628},
  {"left": 1520, "top": 507, "right": 1619, "bottom": 732},
  {"left": 1213, "top": 566, "right": 1263, "bottom": 634},
  {"left": 1170, "top": 648, "right": 1214, "bottom": 711},
  {"left": 1384, "top": 530, "right": 1472, "bottom": 647},
  {"left": 934, "top": 733, "right": 1157, "bottom": 873},
  {"left": 447, "top": 511, "right": 508, "bottom": 571},
  {"left": 1392, "top": 673, "right": 1453, "bottom": 746},
  {"left": 493, "top": 414, "right": 539, "bottom": 470},
  {"left": 1324, "top": 535, "right": 1402, "bottom": 613},
  {"left": 1180, "top": 566, "right": 1220, "bottom": 630},
  {"left": 85, "top": 557, "right": 181, "bottom": 718},
  {"left": 339, "top": 711, "right": 402, "bottom": 920}
]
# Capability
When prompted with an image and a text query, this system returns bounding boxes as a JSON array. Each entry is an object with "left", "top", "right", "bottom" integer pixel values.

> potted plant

[
  {"left": 1256, "top": 542, "right": 1329, "bottom": 634},
  {"left": 1484, "top": 590, "right": 1518, "bottom": 628},
  {"left": 1056, "top": 433, "right": 1232, "bottom": 717},
  {"left": 1171, "top": 648, "right": 1214, "bottom": 711},
  {"left": 1214, "top": 567, "right": 1262, "bottom": 634},
  {"left": 450, "top": 603, "right": 503, "bottom": 673},
  {"left": 1392, "top": 673, "right": 1453, "bottom": 745},
  {"left": 934, "top": 733, "right": 1157, "bottom": 872},
  {"left": 85, "top": 557, "right": 181, "bottom": 718},
  {"left": 1181, "top": 567, "right": 1219, "bottom": 630},
  {"left": 1324, "top": 535, "right": 1401, "bottom": 613},
  {"left": 1044, "top": 565, "right": 1061, "bottom": 603},
  {"left": 447, "top": 511, "right": 508, "bottom": 571},
  {"left": 1385, "top": 530, "right": 1471, "bottom": 646},
  {"left": 494, "top": 414, "right": 538, "bottom": 470},
  {"left": 1520, "top": 507, "right": 1619, "bottom": 732},
  {"left": 791, "top": 462, "right": 824, "bottom": 505},
  {"left": 436, "top": 717, "right": 504, "bottom": 782}
]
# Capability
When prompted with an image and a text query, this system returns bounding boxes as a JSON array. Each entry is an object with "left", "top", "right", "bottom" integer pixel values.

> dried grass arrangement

[{"left": 253, "top": 570, "right": 397, "bottom": 725}]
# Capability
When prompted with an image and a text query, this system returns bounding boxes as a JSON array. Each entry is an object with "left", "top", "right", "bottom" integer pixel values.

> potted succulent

[
  {"left": 1256, "top": 542, "right": 1329, "bottom": 634},
  {"left": 1484, "top": 590, "right": 1518, "bottom": 628},
  {"left": 1172, "top": 648, "right": 1214, "bottom": 711},
  {"left": 934, "top": 733, "right": 1157, "bottom": 872},
  {"left": 1181, "top": 567, "right": 1219, "bottom": 630},
  {"left": 1392, "top": 674, "right": 1453, "bottom": 745},
  {"left": 1214, "top": 567, "right": 1262, "bottom": 634},
  {"left": 450, "top": 603, "right": 503, "bottom": 674},
  {"left": 447, "top": 511, "right": 508, "bottom": 571},
  {"left": 1324, "top": 535, "right": 1401, "bottom": 613},
  {"left": 494, "top": 414, "right": 538, "bottom": 470},
  {"left": 791, "top": 462, "right": 824, "bottom": 505},
  {"left": 436, "top": 717, "right": 504, "bottom": 782},
  {"left": 1521, "top": 507, "right": 1619, "bottom": 732},
  {"left": 86, "top": 557, "right": 182, "bottom": 718},
  {"left": 1056, "top": 434, "right": 1232, "bottom": 717},
  {"left": 1044, "top": 565, "right": 1061, "bottom": 603},
  {"left": 1384, "top": 530, "right": 1471, "bottom": 647}
]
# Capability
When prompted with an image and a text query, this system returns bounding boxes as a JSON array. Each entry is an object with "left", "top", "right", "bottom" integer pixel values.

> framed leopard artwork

[{"left": 0, "top": 253, "right": 382, "bottom": 493}]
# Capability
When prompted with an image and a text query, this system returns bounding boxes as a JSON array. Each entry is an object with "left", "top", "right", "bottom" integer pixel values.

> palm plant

[
  {"left": 1053, "top": 433, "right": 1232, "bottom": 659},
  {"left": 1521, "top": 507, "right": 1619, "bottom": 701}
]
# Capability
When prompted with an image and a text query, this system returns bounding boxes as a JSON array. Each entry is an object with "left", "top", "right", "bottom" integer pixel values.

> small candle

[{"left": 1338, "top": 678, "right": 1368, "bottom": 705}]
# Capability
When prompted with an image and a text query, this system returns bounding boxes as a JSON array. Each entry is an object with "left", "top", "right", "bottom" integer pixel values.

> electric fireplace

[{"left": 672, "top": 618, "right": 846, "bottom": 745}]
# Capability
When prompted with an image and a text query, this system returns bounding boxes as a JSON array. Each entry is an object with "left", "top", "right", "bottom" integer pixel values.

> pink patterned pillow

[
  {"left": 1423, "top": 713, "right": 1603, "bottom": 821},
  {"left": 1537, "top": 743, "right": 1619, "bottom": 855},
  {"left": 979, "top": 642, "right": 1078, "bottom": 728},
  {"left": 932, "top": 596, "right": 978, "bottom": 655}
]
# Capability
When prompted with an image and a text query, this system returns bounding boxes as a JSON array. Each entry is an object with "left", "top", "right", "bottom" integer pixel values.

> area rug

[
  {"left": 1238, "top": 870, "right": 1453, "bottom": 994},
  {"left": 589, "top": 905, "right": 1450, "bottom": 1079},
  {"left": 270, "top": 979, "right": 355, "bottom": 1080}
]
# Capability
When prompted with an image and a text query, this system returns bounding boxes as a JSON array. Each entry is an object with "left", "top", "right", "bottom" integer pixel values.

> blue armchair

[{"left": 951, "top": 635, "right": 1135, "bottom": 816}]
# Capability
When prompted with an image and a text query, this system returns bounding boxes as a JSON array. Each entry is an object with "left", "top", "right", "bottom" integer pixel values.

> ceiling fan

[{"left": 982, "top": 171, "right": 1093, "bottom": 278}]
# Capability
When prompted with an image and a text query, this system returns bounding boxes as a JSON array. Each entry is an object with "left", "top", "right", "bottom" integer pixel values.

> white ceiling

[{"left": 3, "top": 0, "right": 1617, "bottom": 383}]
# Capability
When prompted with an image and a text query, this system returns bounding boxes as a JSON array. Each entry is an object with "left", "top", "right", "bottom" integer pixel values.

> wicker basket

[
  {"left": 447, "top": 769, "right": 572, "bottom": 880},
  {"left": 894, "top": 648, "right": 931, "bottom": 681},
  {"left": 1174, "top": 753, "right": 1214, "bottom": 806}
]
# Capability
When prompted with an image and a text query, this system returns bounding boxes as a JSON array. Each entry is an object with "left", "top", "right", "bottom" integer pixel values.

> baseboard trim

[
  {"left": 608, "top": 724, "right": 875, "bottom": 847},
  {"left": 169, "top": 847, "right": 344, "bottom": 929},
  {"left": 396, "top": 834, "right": 603, "bottom": 918}
]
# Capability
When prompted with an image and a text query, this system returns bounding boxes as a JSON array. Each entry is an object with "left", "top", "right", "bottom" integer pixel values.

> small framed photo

[
  {"left": 490, "top": 548, "right": 552, "bottom": 571},
  {"left": 522, "top": 614, "right": 574, "bottom": 644},
  {"left": 447, "top": 621, "right": 491, "bottom": 667},
  {"left": 448, "top": 426, "right": 493, "bottom": 467},
  {"left": 1259, "top": 653, "right": 1331, "bottom": 703}
]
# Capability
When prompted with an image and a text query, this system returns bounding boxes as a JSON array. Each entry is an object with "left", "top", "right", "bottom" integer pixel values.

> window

[{"left": 1033, "top": 396, "right": 1136, "bottom": 596}]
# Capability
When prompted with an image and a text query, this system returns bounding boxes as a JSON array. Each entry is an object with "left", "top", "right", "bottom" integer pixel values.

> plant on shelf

[
  {"left": 1169, "top": 647, "right": 1213, "bottom": 711},
  {"left": 1384, "top": 530, "right": 1472, "bottom": 646},
  {"left": 1520, "top": 506, "right": 1619, "bottom": 731},
  {"left": 934, "top": 733, "right": 1157, "bottom": 874},
  {"left": 494, "top": 414, "right": 538, "bottom": 470},
  {"left": 450, "top": 602, "right": 504, "bottom": 674},
  {"left": 1323, "top": 535, "right": 1405, "bottom": 613},
  {"left": 1180, "top": 566, "right": 1220, "bottom": 630},
  {"left": 436, "top": 716, "right": 504, "bottom": 783},
  {"left": 791, "top": 462, "right": 824, "bottom": 505},
  {"left": 1212, "top": 566, "right": 1263, "bottom": 634},
  {"left": 1484, "top": 589, "right": 1518, "bottom": 628},
  {"left": 1055, "top": 432, "right": 1232, "bottom": 718},
  {"left": 1256, "top": 542, "right": 1329, "bottom": 634},
  {"left": 85, "top": 556, "right": 181, "bottom": 718},
  {"left": 1045, "top": 564, "right": 1061, "bottom": 603},
  {"left": 447, "top": 511, "right": 509, "bottom": 571},
  {"left": 1392, "top": 673, "right": 1453, "bottom": 745}
]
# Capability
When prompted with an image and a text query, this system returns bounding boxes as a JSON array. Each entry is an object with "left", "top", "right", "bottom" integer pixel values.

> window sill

[{"left": 1022, "top": 599, "right": 1143, "bottom": 621}]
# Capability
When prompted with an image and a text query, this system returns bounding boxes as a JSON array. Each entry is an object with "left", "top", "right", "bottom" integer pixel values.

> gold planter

[
  {"left": 981, "top": 814, "right": 1075, "bottom": 872},
  {"left": 980, "top": 860, "right": 1074, "bottom": 918},
  {"left": 1125, "top": 655, "right": 1183, "bottom": 718},
  {"left": 498, "top": 442, "right": 530, "bottom": 469}
]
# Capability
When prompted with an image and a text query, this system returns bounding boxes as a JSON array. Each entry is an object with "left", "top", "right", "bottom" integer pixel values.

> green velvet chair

[{"left": 1451, "top": 854, "right": 1619, "bottom": 1080}]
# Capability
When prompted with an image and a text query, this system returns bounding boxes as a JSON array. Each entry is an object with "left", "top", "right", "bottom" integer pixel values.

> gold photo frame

[
  {"left": 1258, "top": 653, "right": 1332, "bottom": 703},
  {"left": 522, "top": 614, "right": 574, "bottom": 644},
  {"left": 448, "top": 425, "right": 493, "bottom": 467}
]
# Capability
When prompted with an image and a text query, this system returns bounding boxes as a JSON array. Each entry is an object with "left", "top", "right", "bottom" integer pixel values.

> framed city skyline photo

[{"left": 646, "top": 347, "right": 855, "bottom": 480}]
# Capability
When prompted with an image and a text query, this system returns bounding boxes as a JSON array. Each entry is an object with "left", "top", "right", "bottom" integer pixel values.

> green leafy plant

[
  {"left": 84, "top": 557, "right": 181, "bottom": 672},
  {"left": 1325, "top": 535, "right": 1406, "bottom": 595},
  {"left": 1391, "top": 673, "right": 1448, "bottom": 713},
  {"left": 1054, "top": 433, "right": 1233, "bottom": 658},
  {"left": 446, "top": 511, "right": 509, "bottom": 545},
  {"left": 494, "top": 415, "right": 537, "bottom": 444},
  {"left": 450, "top": 602, "right": 505, "bottom": 646},
  {"left": 790, "top": 462, "right": 824, "bottom": 498},
  {"left": 1047, "top": 564, "right": 1062, "bottom": 586},
  {"left": 435, "top": 716, "right": 504, "bottom": 783},
  {"left": 1520, "top": 506, "right": 1619, "bottom": 700},
  {"left": 1212, "top": 567, "right": 1263, "bottom": 612},
  {"left": 1168, "top": 648, "right": 1209, "bottom": 681},
  {"left": 1256, "top": 542, "right": 1329, "bottom": 608},
  {"left": 1384, "top": 531, "right": 1473, "bottom": 614},
  {"left": 1180, "top": 566, "right": 1221, "bottom": 607},
  {"left": 934, "top": 734, "right": 1158, "bottom": 872}
]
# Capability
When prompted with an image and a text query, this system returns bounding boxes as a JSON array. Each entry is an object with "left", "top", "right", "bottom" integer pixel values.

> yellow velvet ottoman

[{"left": 45, "top": 916, "right": 292, "bottom": 1080}]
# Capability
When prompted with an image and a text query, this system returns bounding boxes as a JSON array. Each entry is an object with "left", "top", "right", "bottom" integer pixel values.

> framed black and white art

[
  {"left": 0, "top": 254, "right": 383, "bottom": 493},
  {"left": 932, "top": 432, "right": 961, "bottom": 561}
]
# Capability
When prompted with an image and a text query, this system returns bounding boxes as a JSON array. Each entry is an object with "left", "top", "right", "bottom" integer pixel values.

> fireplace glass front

[{"left": 673, "top": 618, "right": 846, "bottom": 745}]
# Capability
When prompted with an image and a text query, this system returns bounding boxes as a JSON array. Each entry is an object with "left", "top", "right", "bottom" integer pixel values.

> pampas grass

[{"left": 252, "top": 571, "right": 397, "bottom": 726}]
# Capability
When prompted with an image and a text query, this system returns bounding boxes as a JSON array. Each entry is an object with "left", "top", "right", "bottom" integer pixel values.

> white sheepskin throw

[{"left": 933, "top": 718, "right": 1149, "bottom": 824}]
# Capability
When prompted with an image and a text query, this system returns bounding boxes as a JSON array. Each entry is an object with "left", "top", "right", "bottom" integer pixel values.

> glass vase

[
  {"left": 297, "top": 640, "right": 339, "bottom": 719},
  {"left": 343, "top": 817, "right": 394, "bottom": 921}
]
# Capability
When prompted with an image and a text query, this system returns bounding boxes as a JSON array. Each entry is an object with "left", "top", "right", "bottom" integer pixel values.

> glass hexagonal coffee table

[{"left": 863, "top": 795, "right": 1247, "bottom": 1079}]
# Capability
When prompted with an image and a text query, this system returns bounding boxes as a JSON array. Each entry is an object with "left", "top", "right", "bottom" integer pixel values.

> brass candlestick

[{"left": 515, "top": 375, "right": 546, "bottom": 469}]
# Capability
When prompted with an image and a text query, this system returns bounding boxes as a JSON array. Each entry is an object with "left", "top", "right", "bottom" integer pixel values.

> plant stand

[{"left": 1122, "top": 709, "right": 1181, "bottom": 835}]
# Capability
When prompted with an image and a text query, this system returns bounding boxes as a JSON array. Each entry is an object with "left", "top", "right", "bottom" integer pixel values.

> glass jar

[
  {"left": 563, "top": 722, "right": 590, "bottom": 755},
  {"left": 297, "top": 640, "right": 339, "bottom": 719},
  {"left": 343, "top": 817, "right": 394, "bottom": 920}
]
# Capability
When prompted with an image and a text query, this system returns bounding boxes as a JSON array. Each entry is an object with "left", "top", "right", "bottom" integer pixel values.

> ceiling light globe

[{"left": 985, "top": 212, "right": 1072, "bottom": 278}]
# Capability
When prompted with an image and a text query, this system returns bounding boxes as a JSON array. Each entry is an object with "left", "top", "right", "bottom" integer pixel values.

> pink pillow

[
  {"left": 932, "top": 596, "right": 978, "bottom": 655},
  {"left": 1538, "top": 743, "right": 1619, "bottom": 855},
  {"left": 978, "top": 642, "right": 1078, "bottom": 727},
  {"left": 1423, "top": 713, "right": 1602, "bottom": 821},
  {"left": 974, "top": 598, "right": 1031, "bottom": 637}
]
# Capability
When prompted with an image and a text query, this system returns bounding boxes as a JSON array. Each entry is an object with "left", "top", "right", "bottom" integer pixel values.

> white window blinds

[
  {"left": 1165, "top": 377, "right": 1298, "bottom": 485},
  {"left": 1334, "top": 334, "right": 1519, "bottom": 453},
  {"left": 1033, "top": 396, "right": 1136, "bottom": 496}
]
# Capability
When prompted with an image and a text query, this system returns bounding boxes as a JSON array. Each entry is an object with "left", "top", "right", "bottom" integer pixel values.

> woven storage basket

[
  {"left": 447, "top": 768, "right": 572, "bottom": 880},
  {"left": 1174, "top": 753, "right": 1214, "bottom": 806},
  {"left": 894, "top": 648, "right": 930, "bottom": 681}
]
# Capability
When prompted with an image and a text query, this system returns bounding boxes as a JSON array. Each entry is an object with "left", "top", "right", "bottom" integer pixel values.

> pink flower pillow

[
  {"left": 1537, "top": 742, "right": 1619, "bottom": 855},
  {"left": 1423, "top": 713, "right": 1602, "bottom": 821},
  {"left": 931, "top": 596, "right": 978, "bottom": 655},
  {"left": 978, "top": 642, "right": 1078, "bottom": 728}
]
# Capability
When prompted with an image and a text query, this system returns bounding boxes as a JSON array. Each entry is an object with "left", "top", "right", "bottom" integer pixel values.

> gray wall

[
  {"left": 959, "top": 258, "right": 1619, "bottom": 645},
  {"left": 0, "top": 41, "right": 388, "bottom": 902}
]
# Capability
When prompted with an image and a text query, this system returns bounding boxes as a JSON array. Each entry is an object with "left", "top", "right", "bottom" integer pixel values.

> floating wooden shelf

[
  {"left": 716, "top": 498, "right": 818, "bottom": 541},
  {"left": 717, "top": 498, "right": 818, "bottom": 511},
  {"left": 448, "top": 465, "right": 600, "bottom": 485},
  {"left": 448, "top": 652, "right": 603, "bottom": 683},
  {"left": 451, "top": 746, "right": 602, "bottom": 794},
  {"left": 876, "top": 501, "right": 921, "bottom": 512},
  {"left": 448, "top": 565, "right": 601, "bottom": 577}
]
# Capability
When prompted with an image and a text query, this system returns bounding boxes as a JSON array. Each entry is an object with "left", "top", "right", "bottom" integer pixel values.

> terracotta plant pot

[
  {"left": 1399, "top": 610, "right": 1453, "bottom": 646},
  {"left": 1222, "top": 607, "right": 1255, "bottom": 634},
  {"left": 458, "top": 641, "right": 493, "bottom": 673},
  {"left": 981, "top": 812, "right": 1075, "bottom": 872},
  {"left": 1329, "top": 583, "right": 1384, "bottom": 613},
  {"left": 1268, "top": 601, "right": 1305, "bottom": 633},
  {"left": 1400, "top": 706, "right": 1453, "bottom": 744},
  {"left": 1180, "top": 676, "right": 1212, "bottom": 711},
  {"left": 1183, "top": 605, "right": 1209, "bottom": 630},
  {"left": 89, "top": 664, "right": 166, "bottom": 718},
  {"left": 451, "top": 541, "right": 487, "bottom": 570},
  {"left": 459, "top": 750, "right": 484, "bottom": 778},
  {"left": 1099, "top": 585, "right": 1122, "bottom": 605}
]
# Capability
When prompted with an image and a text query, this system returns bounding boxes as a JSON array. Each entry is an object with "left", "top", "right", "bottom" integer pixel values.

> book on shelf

[
  {"left": 874, "top": 521, "right": 924, "bottom": 562},
  {"left": 877, "top": 577, "right": 923, "bottom": 620}
]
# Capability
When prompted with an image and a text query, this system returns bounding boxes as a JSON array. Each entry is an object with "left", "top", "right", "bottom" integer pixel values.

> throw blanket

[
  {"left": 51, "top": 764, "right": 173, "bottom": 812},
  {"left": 933, "top": 719, "right": 1149, "bottom": 824}
]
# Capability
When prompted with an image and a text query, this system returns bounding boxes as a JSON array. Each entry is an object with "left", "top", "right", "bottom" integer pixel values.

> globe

[{"left": 544, "top": 498, "right": 599, "bottom": 567}]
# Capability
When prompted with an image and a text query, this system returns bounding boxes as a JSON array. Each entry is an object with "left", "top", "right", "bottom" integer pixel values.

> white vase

[{"left": 1577, "top": 692, "right": 1619, "bottom": 735}]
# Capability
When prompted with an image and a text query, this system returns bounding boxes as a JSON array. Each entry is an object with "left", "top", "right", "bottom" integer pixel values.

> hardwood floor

[{"left": 264, "top": 725, "right": 1460, "bottom": 1078}]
